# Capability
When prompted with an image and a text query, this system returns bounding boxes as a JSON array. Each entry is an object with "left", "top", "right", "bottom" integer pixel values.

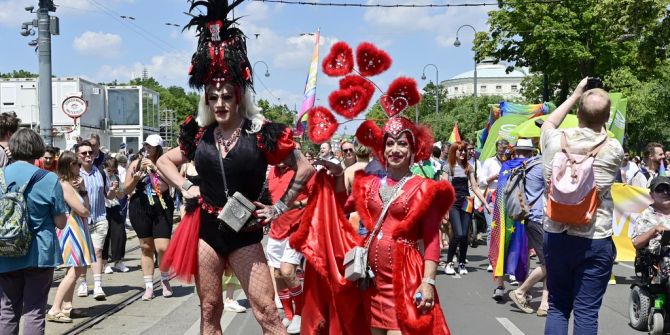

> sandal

[{"left": 46, "top": 311, "right": 73, "bottom": 323}]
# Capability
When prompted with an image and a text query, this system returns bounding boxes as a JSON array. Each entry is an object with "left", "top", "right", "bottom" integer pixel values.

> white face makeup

[
  {"left": 207, "top": 83, "right": 240, "bottom": 126},
  {"left": 384, "top": 133, "right": 412, "bottom": 170}
]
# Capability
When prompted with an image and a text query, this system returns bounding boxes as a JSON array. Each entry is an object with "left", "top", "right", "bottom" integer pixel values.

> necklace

[
  {"left": 215, "top": 125, "right": 242, "bottom": 153},
  {"left": 378, "top": 173, "right": 412, "bottom": 204}
]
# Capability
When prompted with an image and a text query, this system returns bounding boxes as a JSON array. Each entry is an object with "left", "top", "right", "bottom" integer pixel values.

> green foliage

[
  {"left": 257, "top": 99, "right": 296, "bottom": 125},
  {"left": 475, "top": 0, "right": 670, "bottom": 103},
  {"left": 0, "top": 70, "right": 39, "bottom": 78}
]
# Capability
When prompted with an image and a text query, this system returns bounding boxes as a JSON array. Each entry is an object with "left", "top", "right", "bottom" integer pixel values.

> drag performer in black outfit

[{"left": 156, "top": 1, "right": 315, "bottom": 334}]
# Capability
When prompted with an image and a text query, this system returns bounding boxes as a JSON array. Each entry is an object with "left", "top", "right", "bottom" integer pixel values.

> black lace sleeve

[
  {"left": 256, "top": 122, "right": 296, "bottom": 165},
  {"left": 179, "top": 115, "right": 203, "bottom": 161}
]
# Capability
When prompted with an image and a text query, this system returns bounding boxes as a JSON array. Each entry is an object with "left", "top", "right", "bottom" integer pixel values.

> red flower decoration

[
  {"left": 387, "top": 77, "right": 421, "bottom": 106},
  {"left": 328, "top": 86, "right": 370, "bottom": 119},
  {"left": 322, "top": 42, "right": 354, "bottom": 77},
  {"left": 355, "top": 120, "right": 384, "bottom": 158},
  {"left": 356, "top": 42, "right": 392, "bottom": 77},
  {"left": 339, "top": 75, "right": 375, "bottom": 102},
  {"left": 307, "top": 106, "right": 338, "bottom": 144}
]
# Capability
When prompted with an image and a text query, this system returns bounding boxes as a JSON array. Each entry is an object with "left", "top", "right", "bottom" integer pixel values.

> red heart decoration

[
  {"left": 356, "top": 42, "right": 392, "bottom": 77},
  {"left": 387, "top": 77, "right": 421, "bottom": 106},
  {"left": 355, "top": 120, "right": 383, "bottom": 156},
  {"left": 322, "top": 42, "right": 354, "bottom": 77},
  {"left": 380, "top": 95, "right": 409, "bottom": 117},
  {"left": 307, "top": 106, "right": 338, "bottom": 144},
  {"left": 329, "top": 86, "right": 370, "bottom": 119},
  {"left": 339, "top": 75, "right": 375, "bottom": 102}
]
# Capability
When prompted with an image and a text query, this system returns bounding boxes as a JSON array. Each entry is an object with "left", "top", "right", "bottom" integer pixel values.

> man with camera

[{"left": 540, "top": 77, "right": 623, "bottom": 335}]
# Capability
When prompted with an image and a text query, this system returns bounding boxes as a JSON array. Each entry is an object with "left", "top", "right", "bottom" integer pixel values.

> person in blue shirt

[{"left": 0, "top": 128, "right": 67, "bottom": 335}]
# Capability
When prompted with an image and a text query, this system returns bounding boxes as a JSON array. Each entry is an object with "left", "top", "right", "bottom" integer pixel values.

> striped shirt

[{"left": 80, "top": 166, "right": 108, "bottom": 223}]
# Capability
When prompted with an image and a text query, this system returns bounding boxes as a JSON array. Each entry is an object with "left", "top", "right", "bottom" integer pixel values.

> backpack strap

[
  {"left": 19, "top": 169, "right": 49, "bottom": 194},
  {"left": 560, "top": 132, "right": 609, "bottom": 164},
  {"left": 0, "top": 169, "right": 7, "bottom": 195}
]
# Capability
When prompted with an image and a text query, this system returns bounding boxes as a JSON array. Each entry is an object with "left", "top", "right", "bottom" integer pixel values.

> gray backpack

[
  {"left": 503, "top": 157, "right": 542, "bottom": 221},
  {"left": 0, "top": 169, "right": 48, "bottom": 257}
]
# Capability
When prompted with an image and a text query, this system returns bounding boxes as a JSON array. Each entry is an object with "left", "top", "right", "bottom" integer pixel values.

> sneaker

[
  {"left": 224, "top": 299, "right": 246, "bottom": 313},
  {"left": 509, "top": 275, "right": 519, "bottom": 286},
  {"left": 444, "top": 262, "right": 456, "bottom": 275},
  {"left": 161, "top": 279, "right": 173, "bottom": 297},
  {"left": 114, "top": 261, "right": 130, "bottom": 273},
  {"left": 93, "top": 286, "right": 106, "bottom": 301},
  {"left": 77, "top": 282, "right": 88, "bottom": 297},
  {"left": 287, "top": 315, "right": 301, "bottom": 334},
  {"left": 458, "top": 263, "right": 468, "bottom": 275},
  {"left": 142, "top": 287, "right": 154, "bottom": 301},
  {"left": 282, "top": 317, "right": 291, "bottom": 328},
  {"left": 492, "top": 286, "right": 505, "bottom": 301},
  {"left": 509, "top": 290, "right": 534, "bottom": 314},
  {"left": 104, "top": 265, "right": 114, "bottom": 274},
  {"left": 487, "top": 264, "right": 493, "bottom": 272}
]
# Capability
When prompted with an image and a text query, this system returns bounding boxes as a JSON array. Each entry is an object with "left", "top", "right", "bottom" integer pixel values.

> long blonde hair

[{"left": 196, "top": 87, "right": 265, "bottom": 133}]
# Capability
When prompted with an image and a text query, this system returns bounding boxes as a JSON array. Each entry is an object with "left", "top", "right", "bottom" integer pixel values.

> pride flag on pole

[
  {"left": 448, "top": 122, "right": 461, "bottom": 143},
  {"left": 294, "top": 29, "right": 320, "bottom": 136}
]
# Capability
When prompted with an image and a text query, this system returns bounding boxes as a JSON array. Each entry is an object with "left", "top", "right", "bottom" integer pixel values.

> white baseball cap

[
  {"left": 514, "top": 138, "right": 534, "bottom": 151},
  {"left": 144, "top": 134, "right": 164, "bottom": 147}
]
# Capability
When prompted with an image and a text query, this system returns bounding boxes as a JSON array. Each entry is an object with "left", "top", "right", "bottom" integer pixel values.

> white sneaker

[
  {"left": 224, "top": 299, "right": 246, "bottom": 313},
  {"left": 509, "top": 275, "right": 519, "bottom": 286},
  {"left": 77, "top": 282, "right": 88, "bottom": 297},
  {"left": 282, "top": 317, "right": 291, "bottom": 328},
  {"left": 287, "top": 315, "right": 301, "bottom": 334},
  {"left": 487, "top": 264, "right": 493, "bottom": 272},
  {"left": 104, "top": 265, "right": 114, "bottom": 274},
  {"left": 93, "top": 286, "right": 106, "bottom": 301},
  {"left": 444, "top": 262, "right": 456, "bottom": 275},
  {"left": 458, "top": 263, "right": 468, "bottom": 275},
  {"left": 114, "top": 261, "right": 130, "bottom": 273}
]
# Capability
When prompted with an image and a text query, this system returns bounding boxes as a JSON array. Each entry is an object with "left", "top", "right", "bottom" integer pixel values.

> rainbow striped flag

[
  {"left": 294, "top": 29, "right": 320, "bottom": 136},
  {"left": 448, "top": 122, "right": 461, "bottom": 143},
  {"left": 488, "top": 158, "right": 529, "bottom": 281}
]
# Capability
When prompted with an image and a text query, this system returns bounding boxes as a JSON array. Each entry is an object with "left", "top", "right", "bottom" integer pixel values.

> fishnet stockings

[
  {"left": 229, "top": 243, "right": 287, "bottom": 335},
  {"left": 194, "top": 239, "right": 286, "bottom": 335}
]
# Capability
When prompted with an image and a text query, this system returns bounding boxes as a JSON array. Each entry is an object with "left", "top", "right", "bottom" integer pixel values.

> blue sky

[{"left": 1, "top": 0, "right": 490, "bottom": 118}]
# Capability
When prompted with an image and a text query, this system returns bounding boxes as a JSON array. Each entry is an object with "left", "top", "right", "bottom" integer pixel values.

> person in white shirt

[
  {"left": 480, "top": 139, "right": 508, "bottom": 251},
  {"left": 620, "top": 151, "right": 639, "bottom": 185}
]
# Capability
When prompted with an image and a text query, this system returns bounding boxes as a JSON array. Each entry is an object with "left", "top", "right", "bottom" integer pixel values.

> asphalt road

[{"left": 41, "top": 234, "right": 645, "bottom": 335}]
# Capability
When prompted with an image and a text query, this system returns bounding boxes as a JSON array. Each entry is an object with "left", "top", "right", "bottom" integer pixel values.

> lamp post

[
  {"left": 454, "top": 24, "right": 478, "bottom": 117},
  {"left": 252, "top": 61, "right": 270, "bottom": 102},
  {"left": 421, "top": 64, "right": 439, "bottom": 115}
]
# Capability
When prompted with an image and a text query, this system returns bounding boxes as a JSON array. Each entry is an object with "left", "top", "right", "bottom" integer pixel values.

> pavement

[{"left": 39, "top": 230, "right": 645, "bottom": 335}]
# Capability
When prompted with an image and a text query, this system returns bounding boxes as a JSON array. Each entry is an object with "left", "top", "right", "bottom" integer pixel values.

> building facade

[
  {"left": 0, "top": 77, "right": 160, "bottom": 152},
  {"left": 441, "top": 59, "right": 528, "bottom": 100}
]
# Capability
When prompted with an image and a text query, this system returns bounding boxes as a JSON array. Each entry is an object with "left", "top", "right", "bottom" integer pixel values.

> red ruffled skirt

[{"left": 160, "top": 209, "right": 201, "bottom": 283}]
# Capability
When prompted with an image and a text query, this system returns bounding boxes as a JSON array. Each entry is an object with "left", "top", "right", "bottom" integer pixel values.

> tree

[
  {"left": 475, "top": 0, "right": 670, "bottom": 103},
  {"left": 258, "top": 99, "right": 295, "bottom": 125},
  {"left": 0, "top": 70, "right": 38, "bottom": 78}
]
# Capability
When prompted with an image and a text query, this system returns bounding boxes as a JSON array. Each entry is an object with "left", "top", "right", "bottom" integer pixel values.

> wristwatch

[
  {"left": 182, "top": 179, "right": 194, "bottom": 191},
  {"left": 422, "top": 278, "right": 436, "bottom": 286}
]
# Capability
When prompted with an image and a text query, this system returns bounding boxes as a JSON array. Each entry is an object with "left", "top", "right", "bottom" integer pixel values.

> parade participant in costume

[
  {"left": 290, "top": 40, "right": 455, "bottom": 335},
  {"left": 125, "top": 134, "right": 174, "bottom": 300},
  {"left": 156, "top": 1, "right": 314, "bottom": 333}
]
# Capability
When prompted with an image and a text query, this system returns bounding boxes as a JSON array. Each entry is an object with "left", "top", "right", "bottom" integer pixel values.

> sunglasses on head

[{"left": 79, "top": 151, "right": 94, "bottom": 156}]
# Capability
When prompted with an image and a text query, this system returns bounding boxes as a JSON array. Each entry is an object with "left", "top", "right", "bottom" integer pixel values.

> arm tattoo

[{"left": 279, "top": 149, "right": 314, "bottom": 204}]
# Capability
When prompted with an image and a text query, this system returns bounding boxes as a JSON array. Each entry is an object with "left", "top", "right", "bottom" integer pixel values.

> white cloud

[
  {"left": 95, "top": 50, "right": 191, "bottom": 87},
  {"left": 0, "top": 0, "right": 135, "bottom": 26},
  {"left": 73, "top": 31, "right": 123, "bottom": 57},
  {"left": 0, "top": 0, "right": 34, "bottom": 26}
]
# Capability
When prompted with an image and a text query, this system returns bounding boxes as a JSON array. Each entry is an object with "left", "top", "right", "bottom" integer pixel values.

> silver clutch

[
  {"left": 218, "top": 192, "right": 256, "bottom": 232},
  {"left": 343, "top": 246, "right": 367, "bottom": 281}
]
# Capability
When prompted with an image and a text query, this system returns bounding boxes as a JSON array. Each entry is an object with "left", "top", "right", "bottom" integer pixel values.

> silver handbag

[{"left": 219, "top": 191, "right": 256, "bottom": 232}]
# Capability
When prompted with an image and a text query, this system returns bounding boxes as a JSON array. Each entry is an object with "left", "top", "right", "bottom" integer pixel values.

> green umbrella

[{"left": 510, "top": 114, "right": 615, "bottom": 138}]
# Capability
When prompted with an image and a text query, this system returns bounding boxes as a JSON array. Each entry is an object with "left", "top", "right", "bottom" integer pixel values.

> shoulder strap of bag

[
  {"left": 215, "top": 141, "right": 231, "bottom": 199},
  {"left": 560, "top": 132, "right": 608, "bottom": 164},
  {"left": 364, "top": 176, "right": 412, "bottom": 251}
]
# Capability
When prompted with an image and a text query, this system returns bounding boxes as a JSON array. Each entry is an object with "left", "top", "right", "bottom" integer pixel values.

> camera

[{"left": 586, "top": 77, "right": 603, "bottom": 90}]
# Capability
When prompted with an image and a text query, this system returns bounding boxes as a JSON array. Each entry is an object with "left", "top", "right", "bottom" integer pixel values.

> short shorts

[{"left": 265, "top": 237, "right": 303, "bottom": 269}]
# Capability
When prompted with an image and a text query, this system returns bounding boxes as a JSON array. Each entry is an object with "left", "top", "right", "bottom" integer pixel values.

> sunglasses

[
  {"left": 79, "top": 151, "right": 94, "bottom": 156},
  {"left": 654, "top": 185, "right": 670, "bottom": 195},
  {"left": 343, "top": 148, "right": 354, "bottom": 153}
]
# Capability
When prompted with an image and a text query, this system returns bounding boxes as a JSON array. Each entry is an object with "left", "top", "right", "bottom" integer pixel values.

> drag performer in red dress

[
  {"left": 290, "top": 41, "right": 455, "bottom": 335},
  {"left": 156, "top": 1, "right": 314, "bottom": 334}
]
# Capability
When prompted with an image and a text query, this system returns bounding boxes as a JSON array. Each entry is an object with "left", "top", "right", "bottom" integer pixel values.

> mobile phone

[{"left": 586, "top": 77, "right": 603, "bottom": 90}]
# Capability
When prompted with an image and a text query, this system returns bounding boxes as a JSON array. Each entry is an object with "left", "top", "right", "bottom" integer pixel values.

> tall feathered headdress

[
  {"left": 184, "top": 0, "right": 253, "bottom": 91},
  {"left": 306, "top": 41, "right": 434, "bottom": 164}
]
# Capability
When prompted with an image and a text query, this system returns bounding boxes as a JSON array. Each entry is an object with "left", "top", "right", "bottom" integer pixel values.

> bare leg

[
  {"left": 139, "top": 238, "right": 157, "bottom": 277},
  {"left": 371, "top": 328, "right": 402, "bottom": 335},
  {"left": 50, "top": 267, "right": 78, "bottom": 314},
  {"left": 195, "top": 239, "right": 226, "bottom": 335},
  {"left": 63, "top": 267, "right": 87, "bottom": 313},
  {"left": 229, "top": 243, "right": 287, "bottom": 335},
  {"left": 154, "top": 237, "right": 173, "bottom": 296},
  {"left": 516, "top": 266, "right": 546, "bottom": 296}
]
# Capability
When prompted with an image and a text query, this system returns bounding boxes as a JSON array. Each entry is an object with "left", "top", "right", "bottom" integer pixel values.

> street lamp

[
  {"left": 455, "top": 24, "right": 478, "bottom": 117},
  {"left": 253, "top": 60, "right": 270, "bottom": 78},
  {"left": 421, "top": 64, "right": 439, "bottom": 115}
]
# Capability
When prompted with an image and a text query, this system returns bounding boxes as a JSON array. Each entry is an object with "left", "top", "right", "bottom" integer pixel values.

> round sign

[{"left": 62, "top": 96, "right": 88, "bottom": 119}]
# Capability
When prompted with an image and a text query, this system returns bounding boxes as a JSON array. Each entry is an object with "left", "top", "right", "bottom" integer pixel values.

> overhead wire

[{"left": 251, "top": 0, "right": 563, "bottom": 7}]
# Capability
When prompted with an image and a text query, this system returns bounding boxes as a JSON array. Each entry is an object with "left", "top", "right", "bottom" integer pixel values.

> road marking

[
  {"left": 496, "top": 317, "right": 525, "bottom": 335},
  {"left": 617, "top": 262, "right": 635, "bottom": 270}
]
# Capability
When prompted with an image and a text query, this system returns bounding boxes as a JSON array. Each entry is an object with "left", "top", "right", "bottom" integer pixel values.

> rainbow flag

[
  {"left": 448, "top": 122, "right": 461, "bottom": 143},
  {"left": 488, "top": 157, "right": 529, "bottom": 281},
  {"left": 294, "top": 29, "right": 320, "bottom": 136}
]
